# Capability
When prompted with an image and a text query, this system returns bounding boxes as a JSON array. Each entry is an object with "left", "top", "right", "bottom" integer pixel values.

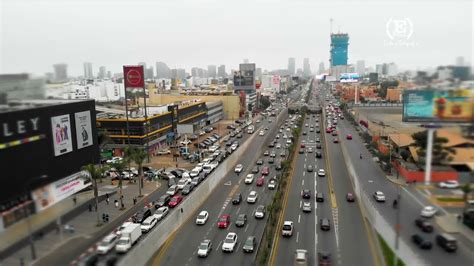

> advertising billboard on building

[
  {"left": 339, "top": 73, "right": 360, "bottom": 83},
  {"left": 74, "top": 111, "right": 93, "bottom": 149},
  {"left": 402, "top": 89, "right": 474, "bottom": 123},
  {"left": 51, "top": 114, "right": 73, "bottom": 156}
]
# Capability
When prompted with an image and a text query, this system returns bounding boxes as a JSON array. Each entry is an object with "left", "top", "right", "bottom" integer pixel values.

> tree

[
  {"left": 411, "top": 131, "right": 456, "bottom": 165},
  {"left": 97, "top": 130, "right": 113, "bottom": 183},
  {"left": 461, "top": 184, "right": 472, "bottom": 209},
  {"left": 111, "top": 160, "right": 126, "bottom": 210},
  {"left": 82, "top": 164, "right": 107, "bottom": 226},
  {"left": 129, "top": 147, "right": 148, "bottom": 198}
]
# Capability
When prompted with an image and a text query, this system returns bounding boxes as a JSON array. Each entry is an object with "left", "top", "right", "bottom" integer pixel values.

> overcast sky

[{"left": 1, "top": 0, "right": 472, "bottom": 76}]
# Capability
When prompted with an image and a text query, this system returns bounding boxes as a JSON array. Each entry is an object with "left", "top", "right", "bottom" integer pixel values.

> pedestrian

[
  {"left": 88, "top": 204, "right": 92, "bottom": 212},
  {"left": 120, "top": 195, "right": 124, "bottom": 200},
  {"left": 106, "top": 193, "right": 109, "bottom": 200},
  {"left": 73, "top": 196, "right": 77, "bottom": 205},
  {"left": 457, "top": 214, "right": 462, "bottom": 222},
  {"left": 121, "top": 203, "right": 125, "bottom": 209},
  {"left": 180, "top": 208, "right": 183, "bottom": 213},
  {"left": 106, "top": 198, "right": 109, "bottom": 205},
  {"left": 133, "top": 197, "right": 137, "bottom": 205},
  {"left": 114, "top": 200, "right": 119, "bottom": 208}
]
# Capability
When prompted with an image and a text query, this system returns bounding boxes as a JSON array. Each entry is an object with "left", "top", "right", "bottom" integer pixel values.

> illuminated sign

[{"left": 340, "top": 73, "right": 360, "bottom": 83}]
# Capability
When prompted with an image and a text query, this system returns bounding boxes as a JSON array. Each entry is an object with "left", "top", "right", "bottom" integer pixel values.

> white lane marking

[
  {"left": 296, "top": 231, "right": 299, "bottom": 243},
  {"left": 368, "top": 180, "right": 373, "bottom": 183},
  {"left": 305, "top": 157, "right": 307, "bottom": 162},
  {"left": 217, "top": 240, "right": 222, "bottom": 250},
  {"left": 236, "top": 207, "right": 240, "bottom": 215},
  {"left": 304, "top": 164, "right": 306, "bottom": 169},
  {"left": 236, "top": 242, "right": 241, "bottom": 251},
  {"left": 298, "top": 214, "right": 301, "bottom": 223},
  {"left": 302, "top": 179, "right": 305, "bottom": 186},
  {"left": 314, "top": 172, "right": 317, "bottom": 179},
  {"left": 332, "top": 208, "right": 340, "bottom": 249},
  {"left": 245, "top": 224, "right": 249, "bottom": 232},
  {"left": 303, "top": 171, "right": 306, "bottom": 177}
]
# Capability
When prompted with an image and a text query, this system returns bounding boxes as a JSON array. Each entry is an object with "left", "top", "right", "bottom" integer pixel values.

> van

[{"left": 436, "top": 234, "right": 457, "bottom": 252}]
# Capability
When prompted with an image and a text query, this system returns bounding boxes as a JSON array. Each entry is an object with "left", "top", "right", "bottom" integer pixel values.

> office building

[
  {"left": 303, "top": 58, "right": 311, "bottom": 77},
  {"left": 156, "top": 62, "right": 171, "bottom": 79},
  {"left": 83, "top": 62, "right": 93, "bottom": 79},
  {"left": 387, "top": 63, "right": 398, "bottom": 76},
  {"left": 233, "top": 63, "right": 256, "bottom": 92},
  {"left": 330, "top": 33, "right": 349, "bottom": 66},
  {"left": 256, "top": 68, "right": 262, "bottom": 80},
  {"left": 146, "top": 67, "right": 154, "bottom": 80},
  {"left": 208, "top": 65, "right": 217, "bottom": 78},
  {"left": 217, "top": 65, "right": 226, "bottom": 78},
  {"left": 53, "top": 63, "right": 68, "bottom": 83},
  {"left": 171, "top": 69, "right": 186, "bottom": 80},
  {"left": 376, "top": 64, "right": 383, "bottom": 75},
  {"left": 356, "top": 60, "right": 365, "bottom": 75},
  {"left": 288, "top": 58, "right": 296, "bottom": 75},
  {"left": 98, "top": 66, "right": 106, "bottom": 79}
]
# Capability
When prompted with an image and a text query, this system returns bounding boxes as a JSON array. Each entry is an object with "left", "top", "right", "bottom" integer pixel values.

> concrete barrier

[{"left": 118, "top": 109, "right": 288, "bottom": 266}]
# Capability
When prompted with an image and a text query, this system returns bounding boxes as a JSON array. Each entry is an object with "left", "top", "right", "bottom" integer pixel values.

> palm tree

[
  {"left": 82, "top": 164, "right": 106, "bottom": 226},
  {"left": 111, "top": 160, "right": 126, "bottom": 210},
  {"left": 129, "top": 147, "right": 148, "bottom": 197},
  {"left": 461, "top": 183, "right": 472, "bottom": 209}
]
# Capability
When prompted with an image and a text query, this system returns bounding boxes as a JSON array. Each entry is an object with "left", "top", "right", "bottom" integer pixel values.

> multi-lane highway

[
  {"left": 272, "top": 85, "right": 375, "bottom": 266},
  {"left": 151, "top": 105, "right": 288, "bottom": 266}
]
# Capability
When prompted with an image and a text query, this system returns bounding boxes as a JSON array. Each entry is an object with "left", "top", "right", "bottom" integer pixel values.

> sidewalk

[
  {"left": 0, "top": 178, "right": 161, "bottom": 266},
  {"left": 436, "top": 214, "right": 474, "bottom": 245}
]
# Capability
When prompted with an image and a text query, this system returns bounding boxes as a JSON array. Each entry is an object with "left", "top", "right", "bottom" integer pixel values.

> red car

[
  {"left": 346, "top": 134, "right": 352, "bottom": 140},
  {"left": 256, "top": 176, "right": 265, "bottom": 186},
  {"left": 262, "top": 166, "right": 270, "bottom": 176},
  {"left": 346, "top": 193, "right": 355, "bottom": 202},
  {"left": 326, "top": 127, "right": 332, "bottom": 133},
  {"left": 333, "top": 138, "right": 339, "bottom": 143},
  {"left": 300, "top": 143, "right": 306, "bottom": 148},
  {"left": 217, "top": 214, "right": 231, "bottom": 228},
  {"left": 168, "top": 195, "right": 183, "bottom": 208}
]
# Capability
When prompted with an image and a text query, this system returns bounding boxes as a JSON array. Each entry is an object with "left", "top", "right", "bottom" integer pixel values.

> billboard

[
  {"left": 123, "top": 65, "right": 145, "bottom": 89},
  {"left": 75, "top": 111, "right": 93, "bottom": 149},
  {"left": 340, "top": 73, "right": 360, "bottom": 83},
  {"left": 51, "top": 114, "right": 73, "bottom": 156},
  {"left": 402, "top": 89, "right": 474, "bottom": 123}
]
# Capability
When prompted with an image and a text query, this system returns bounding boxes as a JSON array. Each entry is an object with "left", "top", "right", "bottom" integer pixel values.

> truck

[{"left": 115, "top": 223, "right": 142, "bottom": 253}]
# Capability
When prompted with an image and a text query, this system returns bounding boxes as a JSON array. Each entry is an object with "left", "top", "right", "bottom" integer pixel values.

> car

[
  {"left": 222, "top": 232, "right": 238, "bottom": 252},
  {"left": 270, "top": 151, "right": 276, "bottom": 158},
  {"left": 436, "top": 233, "right": 457, "bottom": 252},
  {"left": 177, "top": 178, "right": 191, "bottom": 190},
  {"left": 132, "top": 207, "right": 152, "bottom": 223},
  {"left": 247, "top": 191, "right": 258, "bottom": 203},
  {"left": 318, "top": 169, "right": 326, "bottom": 177},
  {"left": 299, "top": 148, "right": 305, "bottom": 154},
  {"left": 218, "top": 214, "right": 231, "bottom": 228},
  {"left": 264, "top": 150, "right": 270, "bottom": 156},
  {"left": 307, "top": 148, "right": 313, "bottom": 153},
  {"left": 346, "top": 192, "right": 355, "bottom": 202},
  {"left": 282, "top": 221, "right": 294, "bottom": 237},
  {"left": 259, "top": 130, "right": 265, "bottom": 136},
  {"left": 326, "top": 127, "right": 332, "bottom": 133},
  {"left": 316, "top": 151, "right": 322, "bottom": 158},
  {"left": 191, "top": 176, "right": 201, "bottom": 187},
  {"left": 332, "top": 131, "right": 338, "bottom": 136},
  {"left": 141, "top": 216, "right": 158, "bottom": 233},
  {"left": 236, "top": 133, "right": 243, "bottom": 138},
  {"left": 166, "top": 185, "right": 179, "bottom": 196},
  {"left": 168, "top": 195, "right": 184, "bottom": 208},
  {"left": 230, "top": 143, "right": 238, "bottom": 151},
  {"left": 154, "top": 206, "right": 169, "bottom": 221},
  {"left": 307, "top": 165, "right": 313, "bottom": 172},
  {"left": 245, "top": 174, "right": 255, "bottom": 184},
  {"left": 320, "top": 218, "right": 331, "bottom": 231},
  {"left": 438, "top": 180, "right": 460, "bottom": 189},
  {"left": 156, "top": 149, "right": 171, "bottom": 155},
  {"left": 302, "top": 189, "right": 311, "bottom": 199},
  {"left": 373, "top": 191, "right": 386, "bottom": 202},
  {"left": 318, "top": 252, "right": 332, "bottom": 266},
  {"left": 97, "top": 233, "right": 119, "bottom": 255},
  {"left": 234, "top": 164, "right": 243, "bottom": 173},
  {"left": 302, "top": 201, "right": 311, "bottom": 212},
  {"left": 412, "top": 234, "right": 433, "bottom": 250},
  {"left": 415, "top": 219, "right": 434, "bottom": 233},
  {"left": 254, "top": 205, "right": 266, "bottom": 219},
  {"left": 346, "top": 134, "right": 353, "bottom": 140},
  {"left": 242, "top": 236, "right": 257, "bottom": 253},
  {"left": 232, "top": 193, "right": 242, "bottom": 205},
  {"left": 252, "top": 166, "right": 260, "bottom": 174},
  {"left": 316, "top": 192, "right": 324, "bottom": 202},
  {"left": 294, "top": 249, "right": 308, "bottom": 265},
  {"left": 276, "top": 143, "right": 282, "bottom": 149},
  {"left": 256, "top": 159, "right": 264, "bottom": 165},
  {"left": 316, "top": 143, "right": 322, "bottom": 149},
  {"left": 262, "top": 166, "right": 270, "bottom": 175},
  {"left": 268, "top": 157, "right": 275, "bottom": 164},
  {"left": 421, "top": 206, "right": 438, "bottom": 218},
  {"left": 268, "top": 179, "right": 276, "bottom": 190},
  {"left": 235, "top": 214, "right": 247, "bottom": 227},
  {"left": 256, "top": 176, "right": 265, "bottom": 186},
  {"left": 197, "top": 239, "right": 213, "bottom": 257},
  {"left": 155, "top": 194, "right": 171, "bottom": 208},
  {"left": 302, "top": 131, "right": 307, "bottom": 135},
  {"left": 333, "top": 138, "right": 339, "bottom": 143},
  {"left": 196, "top": 211, "right": 209, "bottom": 225},
  {"left": 300, "top": 143, "right": 306, "bottom": 148}
]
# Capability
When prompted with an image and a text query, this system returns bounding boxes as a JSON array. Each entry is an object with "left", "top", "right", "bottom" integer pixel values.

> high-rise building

[
  {"left": 234, "top": 63, "right": 256, "bottom": 91},
  {"left": 456, "top": 56, "right": 464, "bottom": 66},
  {"left": 98, "top": 66, "right": 106, "bottom": 79},
  {"left": 356, "top": 60, "right": 365, "bottom": 75},
  {"left": 146, "top": 67, "right": 154, "bottom": 79},
  {"left": 107, "top": 71, "right": 112, "bottom": 79},
  {"left": 171, "top": 69, "right": 186, "bottom": 80},
  {"left": 256, "top": 68, "right": 262, "bottom": 80},
  {"left": 208, "top": 65, "right": 217, "bottom": 78},
  {"left": 156, "top": 62, "right": 171, "bottom": 79},
  {"left": 387, "top": 63, "right": 398, "bottom": 76},
  {"left": 217, "top": 65, "right": 226, "bottom": 78},
  {"left": 303, "top": 58, "right": 311, "bottom": 77},
  {"left": 318, "top": 62, "right": 325, "bottom": 74},
  {"left": 191, "top": 67, "right": 200, "bottom": 77},
  {"left": 330, "top": 33, "right": 349, "bottom": 66},
  {"left": 53, "top": 63, "right": 68, "bottom": 83},
  {"left": 288, "top": 58, "right": 296, "bottom": 75},
  {"left": 375, "top": 64, "right": 383, "bottom": 75},
  {"left": 83, "top": 62, "right": 93, "bottom": 79}
]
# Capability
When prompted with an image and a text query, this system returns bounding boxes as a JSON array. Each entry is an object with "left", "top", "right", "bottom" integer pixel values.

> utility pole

[{"left": 394, "top": 186, "right": 401, "bottom": 266}]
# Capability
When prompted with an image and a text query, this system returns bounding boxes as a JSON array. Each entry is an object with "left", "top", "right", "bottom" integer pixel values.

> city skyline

[{"left": 1, "top": 0, "right": 472, "bottom": 76}]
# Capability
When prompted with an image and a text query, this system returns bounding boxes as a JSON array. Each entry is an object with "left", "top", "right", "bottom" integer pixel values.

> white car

[
  {"left": 286, "top": 139, "right": 292, "bottom": 144},
  {"left": 196, "top": 211, "right": 209, "bottom": 225},
  {"left": 202, "top": 158, "right": 212, "bottom": 164},
  {"left": 373, "top": 191, "right": 386, "bottom": 202},
  {"left": 420, "top": 206, "right": 438, "bottom": 218},
  {"left": 106, "top": 157, "right": 123, "bottom": 164},
  {"left": 247, "top": 191, "right": 258, "bottom": 203},
  {"left": 302, "top": 201, "right": 311, "bottom": 212},
  {"left": 268, "top": 179, "right": 276, "bottom": 190},
  {"left": 154, "top": 206, "right": 169, "bottom": 221},
  {"left": 208, "top": 145, "right": 220, "bottom": 152},
  {"left": 177, "top": 178, "right": 191, "bottom": 190},
  {"left": 317, "top": 169, "right": 326, "bottom": 177},
  {"left": 166, "top": 185, "right": 179, "bottom": 196},
  {"left": 245, "top": 174, "right": 254, "bottom": 184},
  {"left": 97, "top": 233, "right": 119, "bottom": 255},
  {"left": 231, "top": 144, "right": 238, "bottom": 151},
  {"left": 438, "top": 180, "right": 460, "bottom": 189},
  {"left": 140, "top": 216, "right": 158, "bottom": 233},
  {"left": 234, "top": 164, "right": 243, "bottom": 173},
  {"left": 222, "top": 232, "right": 238, "bottom": 252},
  {"left": 190, "top": 169, "right": 201, "bottom": 177},
  {"left": 259, "top": 130, "right": 265, "bottom": 136},
  {"left": 197, "top": 239, "right": 212, "bottom": 257},
  {"left": 254, "top": 205, "right": 266, "bottom": 219},
  {"left": 282, "top": 221, "right": 294, "bottom": 237}
]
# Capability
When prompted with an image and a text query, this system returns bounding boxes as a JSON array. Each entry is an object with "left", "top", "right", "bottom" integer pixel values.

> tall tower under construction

[{"left": 330, "top": 33, "right": 349, "bottom": 66}]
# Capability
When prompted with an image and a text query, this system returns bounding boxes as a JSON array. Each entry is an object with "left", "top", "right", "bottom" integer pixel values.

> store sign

[
  {"left": 402, "top": 89, "right": 474, "bottom": 123},
  {"left": 123, "top": 65, "right": 145, "bottom": 88},
  {"left": 75, "top": 111, "right": 93, "bottom": 149},
  {"left": 51, "top": 114, "right": 73, "bottom": 156},
  {"left": 32, "top": 171, "right": 91, "bottom": 212}
]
